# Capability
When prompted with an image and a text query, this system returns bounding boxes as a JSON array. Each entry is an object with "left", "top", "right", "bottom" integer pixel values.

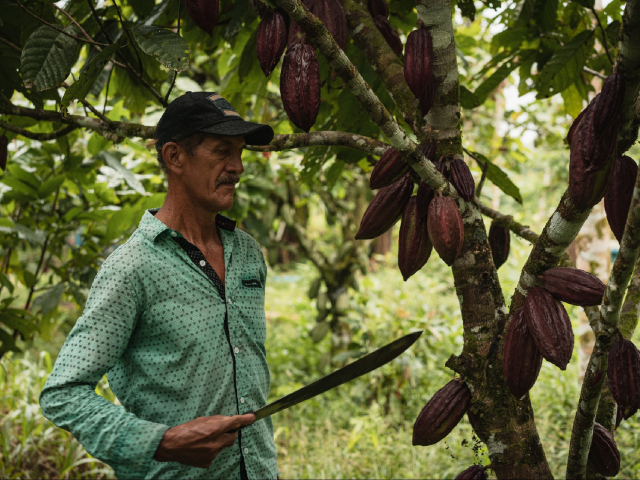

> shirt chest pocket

[{"left": 233, "top": 276, "right": 267, "bottom": 344}]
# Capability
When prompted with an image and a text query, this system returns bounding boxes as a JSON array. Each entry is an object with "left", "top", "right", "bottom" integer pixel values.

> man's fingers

[{"left": 227, "top": 412, "right": 256, "bottom": 431}]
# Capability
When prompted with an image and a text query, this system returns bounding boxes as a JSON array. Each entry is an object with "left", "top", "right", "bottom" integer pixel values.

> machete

[{"left": 248, "top": 330, "right": 422, "bottom": 423}]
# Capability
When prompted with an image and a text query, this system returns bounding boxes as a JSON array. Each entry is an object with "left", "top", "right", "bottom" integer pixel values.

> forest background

[{"left": 0, "top": 0, "right": 639, "bottom": 477}]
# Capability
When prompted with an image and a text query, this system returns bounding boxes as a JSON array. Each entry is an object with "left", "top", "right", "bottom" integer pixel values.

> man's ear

[{"left": 162, "top": 142, "right": 184, "bottom": 175}]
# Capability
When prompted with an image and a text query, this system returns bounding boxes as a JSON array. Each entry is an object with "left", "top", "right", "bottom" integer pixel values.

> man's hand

[{"left": 154, "top": 413, "right": 256, "bottom": 468}]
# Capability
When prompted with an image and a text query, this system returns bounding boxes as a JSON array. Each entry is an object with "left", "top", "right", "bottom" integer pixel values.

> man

[{"left": 39, "top": 92, "right": 279, "bottom": 480}]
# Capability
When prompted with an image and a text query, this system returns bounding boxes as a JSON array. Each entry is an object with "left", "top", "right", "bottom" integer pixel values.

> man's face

[{"left": 169, "top": 134, "right": 245, "bottom": 212}]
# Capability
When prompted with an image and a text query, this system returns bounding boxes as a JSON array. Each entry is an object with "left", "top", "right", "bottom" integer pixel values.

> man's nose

[{"left": 227, "top": 148, "right": 244, "bottom": 175}]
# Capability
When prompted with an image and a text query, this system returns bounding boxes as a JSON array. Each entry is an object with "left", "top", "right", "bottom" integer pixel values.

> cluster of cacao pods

[
  {"left": 404, "top": 28, "right": 436, "bottom": 115},
  {"left": 588, "top": 422, "right": 620, "bottom": 476},
  {"left": 604, "top": 155, "right": 638, "bottom": 243},
  {"left": 488, "top": 221, "right": 510, "bottom": 269},
  {"left": 0, "top": 134, "right": 7, "bottom": 171},
  {"left": 254, "top": 0, "right": 349, "bottom": 132},
  {"left": 184, "top": 0, "right": 218, "bottom": 37},
  {"left": 435, "top": 156, "right": 476, "bottom": 202},
  {"left": 503, "top": 267, "right": 605, "bottom": 398},
  {"left": 567, "top": 72, "right": 625, "bottom": 210},
  {"left": 413, "top": 378, "right": 471, "bottom": 446},
  {"left": 608, "top": 335, "right": 640, "bottom": 420},
  {"left": 367, "top": 0, "right": 403, "bottom": 57},
  {"left": 359, "top": 145, "right": 468, "bottom": 279}
]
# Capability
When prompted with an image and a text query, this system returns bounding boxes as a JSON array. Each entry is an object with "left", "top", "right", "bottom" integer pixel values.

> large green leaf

[
  {"left": 21, "top": 25, "right": 78, "bottom": 91},
  {"left": 470, "top": 151, "right": 523, "bottom": 204},
  {"left": 536, "top": 30, "right": 592, "bottom": 98},
  {"left": 473, "top": 55, "right": 520, "bottom": 104},
  {"left": 131, "top": 25, "right": 190, "bottom": 71},
  {"left": 61, "top": 43, "right": 119, "bottom": 112},
  {"left": 31, "top": 283, "right": 66, "bottom": 315},
  {"left": 534, "top": 0, "right": 558, "bottom": 32},
  {"left": 98, "top": 151, "right": 147, "bottom": 195}
]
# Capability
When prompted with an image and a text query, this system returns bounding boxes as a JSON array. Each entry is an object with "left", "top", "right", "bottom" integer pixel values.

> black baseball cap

[{"left": 154, "top": 92, "right": 274, "bottom": 146}]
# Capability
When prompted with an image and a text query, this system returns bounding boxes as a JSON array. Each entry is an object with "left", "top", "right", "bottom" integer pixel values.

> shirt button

[
  {"left": 244, "top": 448, "right": 249, "bottom": 455},
  {"left": 199, "top": 260, "right": 206, "bottom": 267},
  {"left": 240, "top": 397, "right": 245, "bottom": 404},
  {"left": 234, "top": 347, "right": 239, "bottom": 354},
  {"left": 227, "top": 298, "right": 232, "bottom": 305},
  {"left": 171, "top": 231, "right": 177, "bottom": 237}
]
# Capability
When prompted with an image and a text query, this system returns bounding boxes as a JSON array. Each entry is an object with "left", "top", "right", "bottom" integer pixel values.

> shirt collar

[{"left": 139, "top": 208, "right": 236, "bottom": 242}]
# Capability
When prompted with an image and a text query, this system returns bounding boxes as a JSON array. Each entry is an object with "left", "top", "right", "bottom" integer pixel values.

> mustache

[{"left": 216, "top": 173, "right": 240, "bottom": 187}]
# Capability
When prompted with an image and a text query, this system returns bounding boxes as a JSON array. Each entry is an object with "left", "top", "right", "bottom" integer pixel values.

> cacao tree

[{"left": 1, "top": 0, "right": 640, "bottom": 478}]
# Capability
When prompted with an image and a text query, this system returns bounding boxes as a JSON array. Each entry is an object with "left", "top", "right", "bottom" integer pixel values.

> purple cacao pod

[
  {"left": 257, "top": 11, "right": 287, "bottom": 76},
  {"left": 503, "top": 308, "right": 543, "bottom": 398},
  {"left": 488, "top": 223, "right": 510, "bottom": 269},
  {"left": 608, "top": 337, "right": 640, "bottom": 419},
  {"left": 427, "top": 195, "right": 464, "bottom": 266},
  {"left": 449, "top": 158, "right": 475, "bottom": 202},
  {"left": 356, "top": 175, "right": 413, "bottom": 239},
  {"left": 420, "top": 74, "right": 436, "bottom": 116},
  {"left": 605, "top": 155, "right": 638, "bottom": 243},
  {"left": 413, "top": 379, "right": 471, "bottom": 446},
  {"left": 280, "top": 44, "right": 321, "bottom": 132},
  {"left": 184, "top": 0, "right": 219, "bottom": 36},
  {"left": 404, "top": 28, "right": 433, "bottom": 98},
  {"left": 588, "top": 423, "right": 621, "bottom": 477},
  {"left": 370, "top": 148, "right": 409, "bottom": 189},
  {"left": 539, "top": 267, "right": 605, "bottom": 307},
  {"left": 455, "top": 465, "right": 488, "bottom": 480},
  {"left": 416, "top": 180, "right": 434, "bottom": 218},
  {"left": 398, "top": 196, "right": 433, "bottom": 281},
  {"left": 0, "top": 134, "right": 7, "bottom": 171},
  {"left": 523, "top": 287, "right": 574, "bottom": 370},
  {"left": 368, "top": 0, "right": 388, "bottom": 18}
]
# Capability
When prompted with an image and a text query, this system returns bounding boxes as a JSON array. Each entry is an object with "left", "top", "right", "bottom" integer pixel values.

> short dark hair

[{"left": 154, "top": 132, "right": 209, "bottom": 174}]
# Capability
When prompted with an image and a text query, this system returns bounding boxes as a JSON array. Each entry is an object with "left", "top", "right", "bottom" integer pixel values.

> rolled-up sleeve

[{"left": 39, "top": 259, "right": 169, "bottom": 480}]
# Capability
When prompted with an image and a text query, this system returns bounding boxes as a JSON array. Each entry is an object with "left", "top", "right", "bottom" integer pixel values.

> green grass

[{"left": 2, "top": 253, "right": 640, "bottom": 479}]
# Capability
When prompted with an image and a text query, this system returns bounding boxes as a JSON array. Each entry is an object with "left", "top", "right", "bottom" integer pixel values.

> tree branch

[
  {"left": 567, "top": 166, "right": 640, "bottom": 478},
  {"left": 340, "top": 0, "right": 423, "bottom": 140},
  {"left": 0, "top": 35, "right": 21, "bottom": 52},
  {"left": 583, "top": 66, "right": 608, "bottom": 80},
  {"left": 0, "top": 121, "right": 78, "bottom": 140},
  {"left": 476, "top": 200, "right": 538, "bottom": 244},
  {"left": 112, "top": 0, "right": 144, "bottom": 75},
  {"left": 590, "top": 6, "right": 614, "bottom": 66},
  {"left": 246, "top": 131, "right": 389, "bottom": 156}
]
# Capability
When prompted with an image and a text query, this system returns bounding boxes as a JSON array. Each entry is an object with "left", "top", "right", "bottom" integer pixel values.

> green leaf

[
  {"left": 0, "top": 309, "right": 37, "bottom": 337},
  {"left": 561, "top": 83, "right": 584, "bottom": 118},
  {"left": 536, "top": 30, "right": 592, "bottom": 98},
  {"left": 31, "top": 283, "right": 66, "bottom": 315},
  {"left": 98, "top": 151, "right": 147, "bottom": 195},
  {"left": 0, "top": 272, "right": 14, "bottom": 294},
  {"left": 534, "top": 0, "right": 558, "bottom": 32},
  {"left": 0, "top": 329, "right": 21, "bottom": 354},
  {"left": 13, "top": 224, "right": 45, "bottom": 244},
  {"left": 470, "top": 151, "right": 523, "bottom": 204},
  {"left": 459, "top": 85, "right": 480, "bottom": 109},
  {"left": 61, "top": 43, "right": 119, "bottom": 112},
  {"left": 131, "top": 26, "right": 190, "bottom": 71},
  {"left": 238, "top": 28, "right": 258, "bottom": 83},
  {"left": 0, "top": 177, "right": 39, "bottom": 198},
  {"left": 605, "top": 20, "right": 621, "bottom": 45},
  {"left": 6, "top": 163, "right": 40, "bottom": 189},
  {"left": 456, "top": 0, "right": 476, "bottom": 21},
  {"left": 21, "top": 25, "right": 78, "bottom": 91},
  {"left": 37, "top": 175, "right": 65, "bottom": 199},
  {"left": 325, "top": 160, "right": 345, "bottom": 190},
  {"left": 473, "top": 56, "right": 520, "bottom": 105},
  {"left": 491, "top": 28, "right": 528, "bottom": 53},
  {"left": 572, "top": 0, "right": 594, "bottom": 8}
]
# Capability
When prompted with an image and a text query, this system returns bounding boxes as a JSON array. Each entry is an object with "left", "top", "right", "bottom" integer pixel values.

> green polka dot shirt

[{"left": 39, "top": 209, "right": 278, "bottom": 480}]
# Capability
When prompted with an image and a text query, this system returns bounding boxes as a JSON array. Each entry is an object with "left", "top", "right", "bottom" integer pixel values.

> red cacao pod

[
  {"left": 427, "top": 195, "right": 464, "bottom": 266},
  {"left": 288, "top": 0, "right": 348, "bottom": 49},
  {"left": 455, "top": 465, "right": 488, "bottom": 480},
  {"left": 0, "top": 134, "right": 7, "bottom": 171},
  {"left": 416, "top": 180, "right": 434, "bottom": 218},
  {"left": 608, "top": 337, "right": 640, "bottom": 419},
  {"left": 538, "top": 267, "right": 605, "bottom": 307},
  {"left": 373, "top": 16, "right": 402, "bottom": 57},
  {"left": 605, "top": 155, "right": 638, "bottom": 243},
  {"left": 523, "top": 287, "right": 574, "bottom": 370},
  {"left": 184, "top": 0, "right": 219, "bottom": 36},
  {"left": 398, "top": 196, "right": 433, "bottom": 281},
  {"left": 404, "top": 29, "right": 433, "bottom": 98},
  {"left": 412, "top": 379, "right": 471, "bottom": 446},
  {"left": 449, "top": 159, "right": 475, "bottom": 202},
  {"left": 503, "top": 308, "right": 543, "bottom": 398},
  {"left": 567, "top": 102, "right": 589, "bottom": 146},
  {"left": 370, "top": 148, "right": 409, "bottom": 189},
  {"left": 368, "top": 0, "right": 388, "bottom": 18},
  {"left": 488, "top": 222, "right": 510, "bottom": 269},
  {"left": 257, "top": 11, "right": 287, "bottom": 76},
  {"left": 588, "top": 423, "right": 621, "bottom": 477},
  {"left": 356, "top": 175, "right": 413, "bottom": 239},
  {"left": 280, "top": 44, "right": 321, "bottom": 132},
  {"left": 420, "top": 73, "right": 436, "bottom": 116}
]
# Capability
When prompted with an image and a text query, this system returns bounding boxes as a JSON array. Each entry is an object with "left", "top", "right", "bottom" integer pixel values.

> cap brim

[{"left": 198, "top": 119, "right": 274, "bottom": 146}]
